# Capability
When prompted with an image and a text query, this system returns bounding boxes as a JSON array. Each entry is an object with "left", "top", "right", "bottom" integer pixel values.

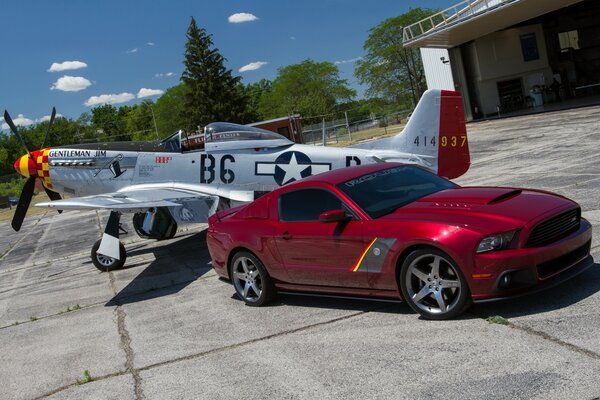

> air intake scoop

[{"left": 419, "top": 187, "right": 522, "bottom": 205}]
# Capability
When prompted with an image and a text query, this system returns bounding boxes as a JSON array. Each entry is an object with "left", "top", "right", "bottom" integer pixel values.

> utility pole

[
  {"left": 322, "top": 117, "right": 326, "bottom": 146},
  {"left": 344, "top": 111, "right": 352, "bottom": 142},
  {"left": 150, "top": 105, "right": 160, "bottom": 140}
]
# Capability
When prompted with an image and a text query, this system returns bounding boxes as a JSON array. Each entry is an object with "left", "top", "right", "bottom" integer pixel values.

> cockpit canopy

[
  {"left": 204, "top": 122, "right": 284, "bottom": 142},
  {"left": 160, "top": 122, "right": 293, "bottom": 153}
]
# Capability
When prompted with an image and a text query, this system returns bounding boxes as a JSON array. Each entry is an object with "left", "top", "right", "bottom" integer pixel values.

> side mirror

[{"left": 319, "top": 209, "right": 350, "bottom": 223}]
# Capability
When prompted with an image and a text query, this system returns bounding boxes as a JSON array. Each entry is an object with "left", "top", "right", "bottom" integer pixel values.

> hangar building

[{"left": 403, "top": 0, "right": 600, "bottom": 120}]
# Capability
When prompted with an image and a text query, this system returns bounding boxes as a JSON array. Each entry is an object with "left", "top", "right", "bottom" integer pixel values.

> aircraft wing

[{"left": 35, "top": 183, "right": 255, "bottom": 212}]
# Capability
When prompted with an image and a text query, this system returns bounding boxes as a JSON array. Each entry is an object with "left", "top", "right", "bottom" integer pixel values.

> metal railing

[{"left": 402, "top": 0, "right": 515, "bottom": 44}]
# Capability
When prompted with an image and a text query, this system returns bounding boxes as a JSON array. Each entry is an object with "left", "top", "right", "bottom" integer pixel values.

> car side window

[{"left": 279, "top": 188, "right": 343, "bottom": 222}]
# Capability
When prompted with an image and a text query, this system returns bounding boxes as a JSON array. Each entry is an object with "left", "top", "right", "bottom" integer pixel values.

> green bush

[{"left": 0, "top": 178, "right": 25, "bottom": 197}]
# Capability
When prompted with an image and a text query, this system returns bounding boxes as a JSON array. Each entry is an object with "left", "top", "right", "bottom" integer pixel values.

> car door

[{"left": 273, "top": 187, "right": 369, "bottom": 288}]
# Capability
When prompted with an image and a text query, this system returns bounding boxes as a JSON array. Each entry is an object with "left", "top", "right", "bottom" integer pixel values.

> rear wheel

[
  {"left": 230, "top": 251, "right": 275, "bottom": 306},
  {"left": 399, "top": 248, "right": 471, "bottom": 320},
  {"left": 91, "top": 239, "right": 126, "bottom": 272}
]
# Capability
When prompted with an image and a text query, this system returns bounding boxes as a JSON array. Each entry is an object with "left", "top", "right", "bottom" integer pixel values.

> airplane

[{"left": 5, "top": 89, "right": 470, "bottom": 271}]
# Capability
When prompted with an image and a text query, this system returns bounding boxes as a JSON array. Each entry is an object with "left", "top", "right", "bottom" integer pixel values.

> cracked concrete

[{"left": 1, "top": 105, "right": 600, "bottom": 399}]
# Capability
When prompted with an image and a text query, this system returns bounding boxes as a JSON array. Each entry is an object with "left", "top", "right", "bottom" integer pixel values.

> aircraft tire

[{"left": 91, "top": 239, "right": 127, "bottom": 272}]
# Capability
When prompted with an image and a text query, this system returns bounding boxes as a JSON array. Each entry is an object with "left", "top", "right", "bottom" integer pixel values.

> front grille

[
  {"left": 526, "top": 208, "right": 580, "bottom": 247},
  {"left": 537, "top": 240, "right": 591, "bottom": 279}
]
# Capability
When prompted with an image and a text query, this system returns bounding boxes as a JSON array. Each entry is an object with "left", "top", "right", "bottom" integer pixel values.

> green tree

[
  {"left": 91, "top": 104, "right": 129, "bottom": 142},
  {"left": 181, "top": 17, "right": 248, "bottom": 130},
  {"left": 259, "top": 59, "right": 355, "bottom": 121},
  {"left": 355, "top": 8, "right": 434, "bottom": 107},
  {"left": 125, "top": 101, "right": 157, "bottom": 141},
  {"left": 242, "top": 79, "right": 272, "bottom": 122},
  {"left": 154, "top": 83, "right": 189, "bottom": 137},
  {"left": 0, "top": 146, "right": 8, "bottom": 173}
]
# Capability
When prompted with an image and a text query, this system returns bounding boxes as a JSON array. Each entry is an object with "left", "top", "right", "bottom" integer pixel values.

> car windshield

[{"left": 337, "top": 165, "right": 457, "bottom": 219}]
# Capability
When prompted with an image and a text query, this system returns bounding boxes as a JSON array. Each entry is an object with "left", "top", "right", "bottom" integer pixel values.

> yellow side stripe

[{"left": 350, "top": 238, "right": 378, "bottom": 272}]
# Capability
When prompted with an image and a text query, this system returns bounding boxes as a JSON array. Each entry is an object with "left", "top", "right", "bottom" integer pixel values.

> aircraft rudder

[{"left": 437, "top": 90, "right": 470, "bottom": 179}]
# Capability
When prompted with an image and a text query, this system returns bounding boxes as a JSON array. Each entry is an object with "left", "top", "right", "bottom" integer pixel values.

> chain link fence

[{"left": 302, "top": 109, "right": 412, "bottom": 146}]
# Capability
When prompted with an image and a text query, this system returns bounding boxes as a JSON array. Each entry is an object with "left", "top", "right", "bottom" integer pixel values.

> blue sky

[{"left": 0, "top": 0, "right": 455, "bottom": 129}]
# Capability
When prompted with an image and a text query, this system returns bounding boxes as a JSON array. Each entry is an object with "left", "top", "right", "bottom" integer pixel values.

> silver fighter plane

[{"left": 6, "top": 89, "right": 470, "bottom": 270}]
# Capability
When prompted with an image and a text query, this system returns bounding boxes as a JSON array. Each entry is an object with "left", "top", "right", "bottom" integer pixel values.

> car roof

[{"left": 284, "top": 162, "right": 407, "bottom": 188}]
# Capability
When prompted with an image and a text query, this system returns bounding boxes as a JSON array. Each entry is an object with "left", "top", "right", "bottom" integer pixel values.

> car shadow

[
  {"left": 469, "top": 261, "right": 600, "bottom": 319},
  {"left": 228, "top": 290, "right": 413, "bottom": 315},
  {"left": 105, "top": 231, "right": 213, "bottom": 306}
]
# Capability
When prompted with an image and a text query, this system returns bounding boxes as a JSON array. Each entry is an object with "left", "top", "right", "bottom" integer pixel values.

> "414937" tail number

[{"left": 413, "top": 135, "right": 466, "bottom": 147}]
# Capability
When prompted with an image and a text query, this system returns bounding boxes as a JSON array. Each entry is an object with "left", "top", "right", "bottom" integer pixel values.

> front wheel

[
  {"left": 91, "top": 239, "right": 126, "bottom": 272},
  {"left": 230, "top": 251, "right": 275, "bottom": 306},
  {"left": 399, "top": 248, "right": 471, "bottom": 320}
]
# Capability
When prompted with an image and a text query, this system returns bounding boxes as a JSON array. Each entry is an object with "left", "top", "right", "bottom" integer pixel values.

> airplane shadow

[
  {"left": 469, "top": 261, "right": 600, "bottom": 320},
  {"left": 105, "top": 231, "right": 213, "bottom": 306}
]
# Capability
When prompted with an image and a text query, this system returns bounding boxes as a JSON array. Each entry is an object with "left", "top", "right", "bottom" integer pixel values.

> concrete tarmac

[{"left": 0, "top": 106, "right": 599, "bottom": 399}]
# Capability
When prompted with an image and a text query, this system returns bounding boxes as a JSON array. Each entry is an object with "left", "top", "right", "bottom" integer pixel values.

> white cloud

[
  {"left": 228, "top": 13, "right": 258, "bottom": 23},
  {"left": 334, "top": 57, "right": 364, "bottom": 65},
  {"left": 239, "top": 61, "right": 268, "bottom": 72},
  {"left": 84, "top": 92, "right": 135, "bottom": 107},
  {"left": 154, "top": 72, "right": 174, "bottom": 78},
  {"left": 147, "top": 42, "right": 155, "bottom": 46},
  {"left": 125, "top": 48, "right": 139, "bottom": 54},
  {"left": 137, "top": 88, "right": 164, "bottom": 98},
  {"left": 50, "top": 75, "right": 92, "bottom": 92},
  {"left": 39, "top": 113, "right": 63, "bottom": 122},
  {"left": 47, "top": 61, "right": 88, "bottom": 72},
  {"left": 3, "top": 114, "right": 34, "bottom": 129}
]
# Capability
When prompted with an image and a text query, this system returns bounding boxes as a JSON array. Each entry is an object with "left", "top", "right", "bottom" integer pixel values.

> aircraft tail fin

[{"left": 354, "top": 89, "right": 470, "bottom": 179}]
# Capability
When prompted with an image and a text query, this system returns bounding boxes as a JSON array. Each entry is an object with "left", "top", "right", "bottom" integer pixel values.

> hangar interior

[{"left": 405, "top": 0, "right": 600, "bottom": 120}]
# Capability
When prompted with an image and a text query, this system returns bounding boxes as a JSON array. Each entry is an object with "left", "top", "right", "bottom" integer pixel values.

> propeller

[
  {"left": 41, "top": 107, "right": 56, "bottom": 149},
  {"left": 3, "top": 110, "right": 32, "bottom": 159},
  {"left": 11, "top": 177, "right": 35, "bottom": 231},
  {"left": 4, "top": 108, "right": 62, "bottom": 231}
]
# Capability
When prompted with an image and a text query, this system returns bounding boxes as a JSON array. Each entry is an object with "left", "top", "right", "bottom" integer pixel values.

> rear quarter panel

[{"left": 207, "top": 205, "right": 289, "bottom": 283}]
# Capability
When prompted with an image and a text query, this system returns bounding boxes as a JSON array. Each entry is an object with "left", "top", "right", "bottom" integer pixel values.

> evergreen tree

[{"left": 181, "top": 17, "right": 248, "bottom": 131}]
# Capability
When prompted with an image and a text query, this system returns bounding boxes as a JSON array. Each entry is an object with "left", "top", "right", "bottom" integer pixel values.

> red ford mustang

[{"left": 207, "top": 163, "right": 593, "bottom": 319}]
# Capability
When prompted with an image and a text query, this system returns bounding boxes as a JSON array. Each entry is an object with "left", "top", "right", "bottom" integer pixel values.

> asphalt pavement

[{"left": 0, "top": 106, "right": 599, "bottom": 399}]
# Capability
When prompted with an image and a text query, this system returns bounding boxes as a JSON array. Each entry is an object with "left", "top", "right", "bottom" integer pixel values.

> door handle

[{"left": 281, "top": 231, "right": 292, "bottom": 240}]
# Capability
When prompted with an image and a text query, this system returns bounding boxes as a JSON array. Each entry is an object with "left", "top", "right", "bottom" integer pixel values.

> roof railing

[{"left": 402, "top": 0, "right": 515, "bottom": 44}]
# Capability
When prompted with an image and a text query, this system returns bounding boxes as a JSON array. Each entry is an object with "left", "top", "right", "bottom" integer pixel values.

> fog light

[{"left": 498, "top": 273, "right": 512, "bottom": 289}]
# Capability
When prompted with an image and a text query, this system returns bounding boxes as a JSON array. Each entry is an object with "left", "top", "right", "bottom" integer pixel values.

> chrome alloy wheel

[
  {"left": 405, "top": 254, "right": 462, "bottom": 315},
  {"left": 232, "top": 256, "right": 263, "bottom": 303}
]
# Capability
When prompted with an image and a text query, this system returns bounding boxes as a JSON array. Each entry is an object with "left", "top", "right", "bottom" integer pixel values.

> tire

[
  {"left": 230, "top": 251, "right": 275, "bottom": 306},
  {"left": 91, "top": 239, "right": 127, "bottom": 272},
  {"left": 399, "top": 248, "right": 471, "bottom": 320}
]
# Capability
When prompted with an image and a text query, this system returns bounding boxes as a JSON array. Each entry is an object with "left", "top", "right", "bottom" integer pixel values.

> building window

[
  {"left": 558, "top": 30, "right": 579, "bottom": 52},
  {"left": 520, "top": 33, "right": 539, "bottom": 62}
]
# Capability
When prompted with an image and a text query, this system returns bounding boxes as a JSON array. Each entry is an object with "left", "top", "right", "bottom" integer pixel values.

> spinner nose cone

[{"left": 14, "top": 154, "right": 37, "bottom": 178}]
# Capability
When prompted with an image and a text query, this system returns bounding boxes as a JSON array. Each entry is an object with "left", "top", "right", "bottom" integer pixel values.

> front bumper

[{"left": 469, "top": 218, "right": 593, "bottom": 301}]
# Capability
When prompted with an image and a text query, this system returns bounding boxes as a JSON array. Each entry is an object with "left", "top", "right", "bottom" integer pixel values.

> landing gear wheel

[
  {"left": 91, "top": 239, "right": 126, "bottom": 272},
  {"left": 399, "top": 248, "right": 471, "bottom": 320},
  {"left": 230, "top": 251, "right": 275, "bottom": 306}
]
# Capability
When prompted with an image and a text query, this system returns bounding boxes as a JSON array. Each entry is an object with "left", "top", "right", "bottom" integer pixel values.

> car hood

[{"left": 380, "top": 187, "right": 577, "bottom": 233}]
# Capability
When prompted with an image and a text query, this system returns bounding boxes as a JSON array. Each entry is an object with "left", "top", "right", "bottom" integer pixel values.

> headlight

[{"left": 477, "top": 231, "right": 516, "bottom": 253}]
